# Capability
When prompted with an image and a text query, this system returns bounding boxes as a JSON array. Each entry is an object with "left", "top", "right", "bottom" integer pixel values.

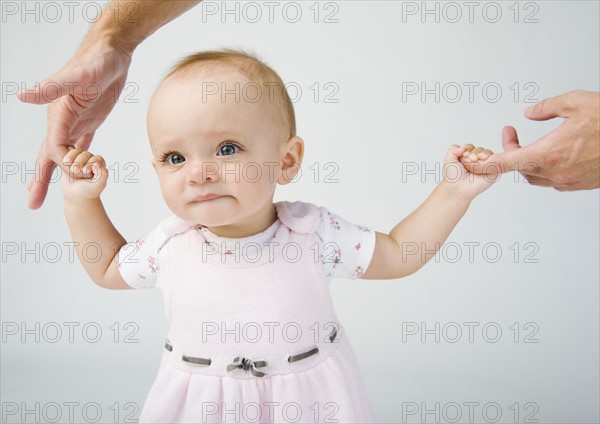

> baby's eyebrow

[
  {"left": 203, "top": 127, "right": 242, "bottom": 138},
  {"left": 154, "top": 138, "right": 183, "bottom": 150}
]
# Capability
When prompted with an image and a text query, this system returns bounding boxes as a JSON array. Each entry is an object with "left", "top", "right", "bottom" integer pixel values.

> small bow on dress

[{"left": 227, "top": 356, "right": 268, "bottom": 377}]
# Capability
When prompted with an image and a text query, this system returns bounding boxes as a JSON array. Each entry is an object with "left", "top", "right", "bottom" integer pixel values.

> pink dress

[{"left": 117, "top": 200, "right": 377, "bottom": 423}]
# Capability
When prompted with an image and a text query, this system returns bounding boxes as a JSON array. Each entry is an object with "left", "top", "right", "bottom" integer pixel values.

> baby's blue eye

[
  {"left": 218, "top": 143, "right": 239, "bottom": 156},
  {"left": 168, "top": 154, "right": 185, "bottom": 165}
]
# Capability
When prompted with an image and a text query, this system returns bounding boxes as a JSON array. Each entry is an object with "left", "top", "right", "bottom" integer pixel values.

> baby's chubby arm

[
  {"left": 61, "top": 148, "right": 131, "bottom": 290},
  {"left": 361, "top": 144, "right": 496, "bottom": 280}
]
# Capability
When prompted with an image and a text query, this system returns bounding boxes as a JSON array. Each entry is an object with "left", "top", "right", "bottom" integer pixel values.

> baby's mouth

[{"left": 191, "top": 194, "right": 227, "bottom": 202}]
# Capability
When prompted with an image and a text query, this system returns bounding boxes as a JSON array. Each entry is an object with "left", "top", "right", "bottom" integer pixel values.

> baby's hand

[
  {"left": 443, "top": 144, "right": 498, "bottom": 202},
  {"left": 60, "top": 147, "right": 108, "bottom": 203},
  {"left": 460, "top": 144, "right": 494, "bottom": 164}
]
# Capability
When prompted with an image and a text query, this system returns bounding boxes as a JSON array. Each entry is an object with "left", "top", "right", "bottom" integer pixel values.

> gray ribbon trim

[
  {"left": 182, "top": 355, "right": 212, "bottom": 366},
  {"left": 329, "top": 328, "right": 338, "bottom": 343},
  {"left": 167, "top": 331, "right": 335, "bottom": 376},
  {"left": 227, "top": 357, "right": 268, "bottom": 378},
  {"left": 288, "top": 346, "right": 319, "bottom": 363}
]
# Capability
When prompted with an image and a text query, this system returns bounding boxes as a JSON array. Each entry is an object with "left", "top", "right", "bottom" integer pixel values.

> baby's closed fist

[
  {"left": 461, "top": 144, "right": 494, "bottom": 163},
  {"left": 61, "top": 147, "right": 108, "bottom": 202},
  {"left": 443, "top": 144, "right": 498, "bottom": 202},
  {"left": 458, "top": 144, "right": 501, "bottom": 177}
]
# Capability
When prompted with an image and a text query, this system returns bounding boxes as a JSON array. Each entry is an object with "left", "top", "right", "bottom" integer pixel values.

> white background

[{"left": 1, "top": 1, "right": 599, "bottom": 423}]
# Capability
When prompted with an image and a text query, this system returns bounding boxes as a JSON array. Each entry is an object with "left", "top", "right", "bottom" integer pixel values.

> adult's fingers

[
  {"left": 463, "top": 127, "right": 544, "bottom": 176},
  {"left": 524, "top": 91, "right": 575, "bottom": 121},
  {"left": 27, "top": 139, "right": 73, "bottom": 210},
  {"left": 49, "top": 143, "right": 71, "bottom": 173},
  {"left": 27, "top": 154, "right": 56, "bottom": 210},
  {"left": 16, "top": 56, "right": 94, "bottom": 105},
  {"left": 525, "top": 175, "right": 579, "bottom": 191},
  {"left": 73, "top": 132, "right": 96, "bottom": 152},
  {"left": 524, "top": 173, "right": 576, "bottom": 191},
  {"left": 17, "top": 70, "right": 71, "bottom": 105},
  {"left": 523, "top": 175, "right": 556, "bottom": 187}
]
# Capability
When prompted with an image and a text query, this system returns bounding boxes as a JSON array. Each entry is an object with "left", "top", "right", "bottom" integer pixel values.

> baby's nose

[{"left": 187, "top": 160, "right": 220, "bottom": 183}]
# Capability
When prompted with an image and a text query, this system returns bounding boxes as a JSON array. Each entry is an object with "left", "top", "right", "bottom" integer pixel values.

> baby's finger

[
  {"left": 477, "top": 149, "right": 494, "bottom": 160},
  {"left": 462, "top": 144, "right": 475, "bottom": 156},
  {"left": 468, "top": 147, "right": 483, "bottom": 161},
  {"left": 84, "top": 154, "right": 105, "bottom": 168},
  {"left": 81, "top": 155, "right": 106, "bottom": 176},
  {"left": 450, "top": 144, "right": 466, "bottom": 155},
  {"left": 70, "top": 151, "right": 94, "bottom": 173},
  {"left": 62, "top": 147, "right": 82, "bottom": 166}
]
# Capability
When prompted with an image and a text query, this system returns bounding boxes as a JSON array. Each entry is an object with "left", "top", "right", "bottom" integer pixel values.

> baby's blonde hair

[{"left": 163, "top": 48, "right": 296, "bottom": 138}]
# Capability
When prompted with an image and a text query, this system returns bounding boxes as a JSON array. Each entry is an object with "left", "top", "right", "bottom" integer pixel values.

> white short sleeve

[
  {"left": 315, "top": 206, "right": 376, "bottom": 280},
  {"left": 117, "top": 226, "right": 167, "bottom": 289}
]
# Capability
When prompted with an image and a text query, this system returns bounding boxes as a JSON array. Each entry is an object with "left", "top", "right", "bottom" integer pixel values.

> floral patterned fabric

[{"left": 118, "top": 201, "right": 376, "bottom": 289}]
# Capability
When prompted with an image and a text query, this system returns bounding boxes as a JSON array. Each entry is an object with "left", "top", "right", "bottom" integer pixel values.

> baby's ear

[{"left": 277, "top": 136, "right": 304, "bottom": 185}]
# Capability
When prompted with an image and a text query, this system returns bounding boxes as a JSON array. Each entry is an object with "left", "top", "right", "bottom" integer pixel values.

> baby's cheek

[{"left": 254, "top": 161, "right": 281, "bottom": 184}]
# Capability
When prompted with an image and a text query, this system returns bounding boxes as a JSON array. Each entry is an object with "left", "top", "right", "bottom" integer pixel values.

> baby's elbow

[
  {"left": 393, "top": 263, "right": 421, "bottom": 280},
  {"left": 95, "top": 275, "right": 133, "bottom": 290}
]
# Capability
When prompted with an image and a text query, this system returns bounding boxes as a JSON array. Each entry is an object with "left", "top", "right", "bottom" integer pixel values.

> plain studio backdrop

[{"left": 1, "top": 1, "right": 599, "bottom": 423}]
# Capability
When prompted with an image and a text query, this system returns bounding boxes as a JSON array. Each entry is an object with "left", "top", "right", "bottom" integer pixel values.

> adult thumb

[
  {"left": 502, "top": 126, "right": 521, "bottom": 153},
  {"left": 17, "top": 70, "right": 71, "bottom": 105},
  {"left": 524, "top": 92, "right": 571, "bottom": 121},
  {"left": 468, "top": 126, "right": 537, "bottom": 175}
]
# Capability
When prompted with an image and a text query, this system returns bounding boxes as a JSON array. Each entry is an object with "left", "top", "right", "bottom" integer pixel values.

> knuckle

[
  {"left": 567, "top": 90, "right": 586, "bottom": 109},
  {"left": 534, "top": 98, "right": 547, "bottom": 114},
  {"left": 540, "top": 151, "right": 563, "bottom": 168},
  {"left": 551, "top": 173, "right": 572, "bottom": 185},
  {"left": 568, "top": 89, "right": 585, "bottom": 99},
  {"left": 563, "top": 90, "right": 585, "bottom": 111}
]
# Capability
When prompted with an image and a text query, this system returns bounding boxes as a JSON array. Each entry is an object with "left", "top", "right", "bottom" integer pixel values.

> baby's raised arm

[
  {"left": 361, "top": 144, "right": 495, "bottom": 280},
  {"left": 61, "top": 148, "right": 132, "bottom": 290}
]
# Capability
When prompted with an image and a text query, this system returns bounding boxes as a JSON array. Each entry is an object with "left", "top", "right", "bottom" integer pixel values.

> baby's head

[{"left": 147, "top": 49, "right": 304, "bottom": 237}]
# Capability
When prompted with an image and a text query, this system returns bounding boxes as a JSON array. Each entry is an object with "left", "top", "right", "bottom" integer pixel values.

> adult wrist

[
  {"left": 80, "top": 29, "right": 135, "bottom": 57},
  {"left": 81, "top": 15, "right": 139, "bottom": 57}
]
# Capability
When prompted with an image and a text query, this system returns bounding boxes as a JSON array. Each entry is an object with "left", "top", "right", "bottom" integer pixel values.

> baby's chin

[{"left": 173, "top": 197, "right": 238, "bottom": 225}]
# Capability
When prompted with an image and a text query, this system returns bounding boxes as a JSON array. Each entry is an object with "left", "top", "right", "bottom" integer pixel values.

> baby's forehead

[
  {"left": 152, "top": 66, "right": 287, "bottom": 116},
  {"left": 158, "top": 61, "right": 283, "bottom": 93},
  {"left": 165, "top": 64, "right": 248, "bottom": 84},
  {"left": 154, "top": 68, "right": 285, "bottom": 110},
  {"left": 148, "top": 67, "right": 290, "bottom": 142}
]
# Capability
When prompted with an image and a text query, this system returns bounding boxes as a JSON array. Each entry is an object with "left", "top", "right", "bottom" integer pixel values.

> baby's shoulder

[
  {"left": 158, "top": 215, "right": 197, "bottom": 237},
  {"left": 275, "top": 200, "right": 323, "bottom": 234},
  {"left": 275, "top": 200, "right": 350, "bottom": 237}
]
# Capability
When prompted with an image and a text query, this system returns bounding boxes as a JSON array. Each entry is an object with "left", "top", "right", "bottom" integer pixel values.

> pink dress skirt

[{"left": 118, "top": 200, "right": 378, "bottom": 423}]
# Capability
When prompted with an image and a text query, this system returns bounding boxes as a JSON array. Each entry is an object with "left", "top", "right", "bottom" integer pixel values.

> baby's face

[{"left": 147, "top": 68, "right": 299, "bottom": 233}]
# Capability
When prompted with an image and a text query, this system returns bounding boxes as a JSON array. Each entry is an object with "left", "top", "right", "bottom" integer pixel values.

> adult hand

[
  {"left": 18, "top": 41, "right": 132, "bottom": 209},
  {"left": 467, "top": 90, "right": 600, "bottom": 191}
]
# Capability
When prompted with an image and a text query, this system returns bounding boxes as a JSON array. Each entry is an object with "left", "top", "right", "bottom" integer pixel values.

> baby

[{"left": 61, "top": 49, "right": 496, "bottom": 423}]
